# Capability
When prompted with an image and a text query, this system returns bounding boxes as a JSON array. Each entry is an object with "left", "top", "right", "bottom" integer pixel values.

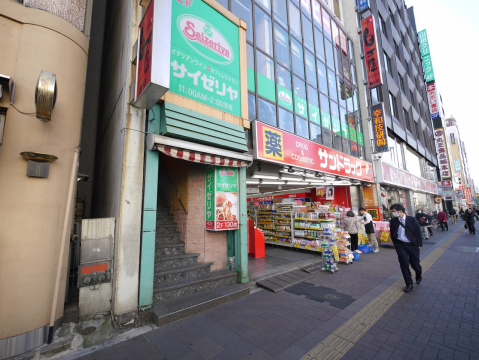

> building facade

[{"left": 342, "top": 0, "right": 440, "bottom": 216}]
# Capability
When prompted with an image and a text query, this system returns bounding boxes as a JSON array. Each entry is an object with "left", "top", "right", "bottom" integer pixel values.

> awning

[{"left": 148, "top": 134, "right": 253, "bottom": 167}]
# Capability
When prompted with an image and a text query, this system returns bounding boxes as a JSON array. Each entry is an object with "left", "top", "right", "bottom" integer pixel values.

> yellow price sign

[
  {"left": 294, "top": 243, "right": 300, "bottom": 248},
  {"left": 380, "top": 231, "right": 389, "bottom": 242},
  {"left": 332, "top": 245, "right": 339, "bottom": 262},
  {"left": 305, "top": 245, "right": 311, "bottom": 250}
]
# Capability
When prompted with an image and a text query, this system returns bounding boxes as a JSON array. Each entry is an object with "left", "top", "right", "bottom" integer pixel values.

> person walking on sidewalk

[
  {"left": 425, "top": 212, "right": 434, "bottom": 236},
  {"left": 342, "top": 211, "right": 361, "bottom": 251},
  {"left": 438, "top": 210, "right": 448, "bottom": 231},
  {"left": 389, "top": 204, "right": 423, "bottom": 293},
  {"left": 449, "top": 207, "right": 457, "bottom": 224},
  {"left": 359, "top": 208, "right": 379, "bottom": 253},
  {"left": 464, "top": 208, "right": 476, "bottom": 235},
  {"left": 415, "top": 209, "right": 430, "bottom": 240},
  {"left": 459, "top": 207, "right": 465, "bottom": 220}
]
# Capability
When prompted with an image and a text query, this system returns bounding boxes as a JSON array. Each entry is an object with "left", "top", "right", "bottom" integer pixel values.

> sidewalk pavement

[{"left": 64, "top": 222, "right": 478, "bottom": 360}]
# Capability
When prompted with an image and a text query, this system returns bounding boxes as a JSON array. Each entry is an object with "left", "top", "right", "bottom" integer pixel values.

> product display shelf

[
  {"left": 256, "top": 208, "right": 275, "bottom": 242},
  {"left": 293, "top": 210, "right": 338, "bottom": 253},
  {"left": 272, "top": 209, "right": 293, "bottom": 247}
]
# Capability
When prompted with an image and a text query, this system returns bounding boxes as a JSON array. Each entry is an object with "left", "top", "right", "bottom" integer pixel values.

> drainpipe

[{"left": 47, "top": 149, "right": 79, "bottom": 343}]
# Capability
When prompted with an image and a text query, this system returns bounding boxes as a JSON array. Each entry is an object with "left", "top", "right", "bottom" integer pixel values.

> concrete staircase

[{"left": 152, "top": 199, "right": 249, "bottom": 326}]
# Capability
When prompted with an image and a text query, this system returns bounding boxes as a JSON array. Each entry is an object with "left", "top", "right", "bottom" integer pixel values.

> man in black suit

[{"left": 389, "top": 204, "right": 423, "bottom": 292}]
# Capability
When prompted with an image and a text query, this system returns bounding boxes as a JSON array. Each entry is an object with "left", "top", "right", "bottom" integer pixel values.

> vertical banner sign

[
  {"left": 454, "top": 159, "right": 461, "bottom": 172},
  {"left": 418, "top": 30, "right": 430, "bottom": 57},
  {"left": 205, "top": 166, "right": 239, "bottom": 231},
  {"left": 361, "top": 16, "right": 382, "bottom": 89},
  {"left": 357, "top": 0, "right": 370, "bottom": 13},
  {"left": 433, "top": 128, "right": 452, "bottom": 180},
  {"left": 170, "top": 0, "right": 241, "bottom": 117},
  {"left": 371, "top": 103, "right": 388, "bottom": 153},
  {"left": 422, "top": 54, "right": 435, "bottom": 82},
  {"left": 426, "top": 83, "right": 439, "bottom": 119},
  {"left": 418, "top": 29, "right": 435, "bottom": 82},
  {"left": 136, "top": 0, "right": 154, "bottom": 100}
]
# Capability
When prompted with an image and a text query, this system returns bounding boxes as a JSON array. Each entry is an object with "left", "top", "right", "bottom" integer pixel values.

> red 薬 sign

[
  {"left": 441, "top": 180, "right": 452, "bottom": 187},
  {"left": 136, "top": 0, "right": 154, "bottom": 100},
  {"left": 361, "top": 15, "right": 382, "bottom": 89},
  {"left": 253, "top": 121, "right": 374, "bottom": 182}
]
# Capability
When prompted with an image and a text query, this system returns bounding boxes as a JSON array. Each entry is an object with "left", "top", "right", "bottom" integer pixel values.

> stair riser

[
  {"left": 155, "top": 256, "right": 199, "bottom": 272},
  {"left": 157, "top": 226, "right": 177, "bottom": 234},
  {"left": 156, "top": 209, "right": 171, "bottom": 217},
  {"left": 155, "top": 245, "right": 184, "bottom": 256},
  {"left": 154, "top": 276, "right": 237, "bottom": 302},
  {"left": 156, "top": 234, "right": 181, "bottom": 244},
  {"left": 154, "top": 267, "right": 210, "bottom": 284},
  {"left": 156, "top": 217, "right": 175, "bottom": 226}
]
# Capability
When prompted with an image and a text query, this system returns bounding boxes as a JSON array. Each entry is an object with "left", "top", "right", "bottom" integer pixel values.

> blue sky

[{"left": 406, "top": 0, "right": 479, "bottom": 190}]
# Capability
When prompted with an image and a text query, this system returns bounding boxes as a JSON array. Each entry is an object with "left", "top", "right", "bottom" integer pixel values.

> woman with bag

[{"left": 341, "top": 211, "right": 361, "bottom": 251}]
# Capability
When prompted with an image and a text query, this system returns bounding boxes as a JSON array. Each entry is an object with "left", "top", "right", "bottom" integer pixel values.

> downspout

[{"left": 47, "top": 149, "right": 79, "bottom": 343}]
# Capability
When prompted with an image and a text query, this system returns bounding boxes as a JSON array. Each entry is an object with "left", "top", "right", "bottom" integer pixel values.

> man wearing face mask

[{"left": 389, "top": 204, "right": 423, "bottom": 293}]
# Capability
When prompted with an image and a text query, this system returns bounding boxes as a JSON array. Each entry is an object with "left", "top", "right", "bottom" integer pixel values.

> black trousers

[
  {"left": 350, "top": 233, "right": 358, "bottom": 251},
  {"left": 467, "top": 222, "right": 476, "bottom": 233},
  {"left": 394, "top": 241, "right": 422, "bottom": 285},
  {"left": 440, "top": 221, "right": 448, "bottom": 231}
]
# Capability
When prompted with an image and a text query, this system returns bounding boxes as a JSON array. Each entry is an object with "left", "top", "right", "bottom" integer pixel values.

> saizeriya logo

[
  {"left": 179, "top": 15, "right": 234, "bottom": 65},
  {"left": 219, "top": 170, "right": 235, "bottom": 177},
  {"left": 278, "top": 91, "right": 292, "bottom": 105}
]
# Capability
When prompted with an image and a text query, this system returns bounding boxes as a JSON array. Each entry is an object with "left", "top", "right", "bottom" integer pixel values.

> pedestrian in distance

[
  {"left": 448, "top": 207, "right": 457, "bottom": 224},
  {"left": 438, "top": 209, "right": 448, "bottom": 231},
  {"left": 389, "top": 204, "right": 423, "bottom": 293},
  {"left": 341, "top": 211, "right": 361, "bottom": 251},
  {"left": 359, "top": 207, "right": 379, "bottom": 253},
  {"left": 425, "top": 211, "right": 434, "bottom": 236},
  {"left": 415, "top": 209, "right": 430, "bottom": 240},
  {"left": 464, "top": 208, "right": 476, "bottom": 235},
  {"left": 459, "top": 207, "right": 465, "bottom": 221}
]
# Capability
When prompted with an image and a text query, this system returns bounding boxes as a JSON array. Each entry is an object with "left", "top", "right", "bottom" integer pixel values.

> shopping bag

[{"left": 464, "top": 223, "right": 468, "bottom": 229}]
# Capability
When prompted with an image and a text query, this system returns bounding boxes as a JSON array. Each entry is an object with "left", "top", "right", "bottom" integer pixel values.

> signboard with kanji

[
  {"left": 170, "top": 0, "right": 241, "bottom": 117},
  {"left": 253, "top": 121, "right": 374, "bottom": 182},
  {"left": 371, "top": 103, "right": 388, "bottom": 153},
  {"left": 418, "top": 29, "right": 430, "bottom": 57},
  {"left": 433, "top": 128, "right": 452, "bottom": 180},
  {"left": 361, "top": 15, "right": 382, "bottom": 89},
  {"left": 426, "top": 82, "right": 439, "bottom": 119},
  {"left": 441, "top": 180, "right": 452, "bottom": 187},
  {"left": 205, "top": 166, "right": 239, "bottom": 231},
  {"left": 422, "top": 54, "right": 435, "bottom": 83}
]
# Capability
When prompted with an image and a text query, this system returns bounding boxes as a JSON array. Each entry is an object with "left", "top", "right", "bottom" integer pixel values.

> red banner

[
  {"left": 136, "top": 0, "right": 154, "bottom": 100},
  {"left": 381, "top": 162, "right": 438, "bottom": 194},
  {"left": 253, "top": 122, "right": 374, "bottom": 182},
  {"left": 361, "top": 15, "right": 382, "bottom": 88}
]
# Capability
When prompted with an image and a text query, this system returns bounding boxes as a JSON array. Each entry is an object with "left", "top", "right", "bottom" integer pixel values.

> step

[
  {"left": 154, "top": 262, "right": 213, "bottom": 284},
  {"left": 157, "top": 224, "right": 177, "bottom": 234},
  {"left": 156, "top": 216, "right": 176, "bottom": 226},
  {"left": 157, "top": 201, "right": 168, "bottom": 209},
  {"left": 153, "top": 284, "right": 249, "bottom": 327},
  {"left": 155, "top": 242, "right": 185, "bottom": 256},
  {"left": 153, "top": 269, "right": 238, "bottom": 302},
  {"left": 156, "top": 208, "right": 172, "bottom": 217},
  {"left": 154, "top": 253, "right": 200, "bottom": 272},
  {"left": 155, "top": 233, "right": 181, "bottom": 244}
]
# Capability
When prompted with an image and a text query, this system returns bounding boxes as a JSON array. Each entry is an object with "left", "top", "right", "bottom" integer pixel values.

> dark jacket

[
  {"left": 448, "top": 208, "right": 457, "bottom": 216},
  {"left": 390, "top": 215, "right": 423, "bottom": 247},
  {"left": 465, "top": 211, "right": 476, "bottom": 225},
  {"left": 415, "top": 212, "right": 429, "bottom": 226}
]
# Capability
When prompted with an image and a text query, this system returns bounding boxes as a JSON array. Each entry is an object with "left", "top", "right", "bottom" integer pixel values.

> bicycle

[{"left": 431, "top": 218, "right": 440, "bottom": 230}]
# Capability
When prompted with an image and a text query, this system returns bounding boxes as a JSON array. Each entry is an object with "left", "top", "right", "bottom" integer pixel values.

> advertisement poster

[
  {"left": 316, "top": 187, "right": 326, "bottom": 197},
  {"left": 433, "top": 128, "right": 452, "bottom": 180},
  {"left": 360, "top": 15, "right": 382, "bottom": 88},
  {"left": 170, "top": 0, "right": 241, "bottom": 117},
  {"left": 326, "top": 187, "right": 335, "bottom": 200},
  {"left": 254, "top": 121, "right": 374, "bottom": 182},
  {"left": 363, "top": 184, "right": 379, "bottom": 207},
  {"left": 426, "top": 83, "right": 439, "bottom": 119},
  {"left": 205, "top": 166, "right": 239, "bottom": 231},
  {"left": 371, "top": 103, "right": 388, "bottom": 153}
]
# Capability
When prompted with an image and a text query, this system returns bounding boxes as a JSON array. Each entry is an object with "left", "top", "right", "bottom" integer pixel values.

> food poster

[{"left": 205, "top": 166, "right": 239, "bottom": 231}]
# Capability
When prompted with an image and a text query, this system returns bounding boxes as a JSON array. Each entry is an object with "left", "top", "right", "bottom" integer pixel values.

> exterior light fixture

[
  {"left": 251, "top": 174, "right": 279, "bottom": 179},
  {"left": 35, "top": 70, "right": 57, "bottom": 122},
  {"left": 315, "top": 172, "right": 323, "bottom": 178},
  {"left": 20, "top": 152, "right": 58, "bottom": 178},
  {"left": 287, "top": 166, "right": 295, "bottom": 173}
]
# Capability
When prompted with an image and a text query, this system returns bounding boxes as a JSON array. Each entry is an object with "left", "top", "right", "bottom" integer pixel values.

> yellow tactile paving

[{"left": 301, "top": 228, "right": 463, "bottom": 360}]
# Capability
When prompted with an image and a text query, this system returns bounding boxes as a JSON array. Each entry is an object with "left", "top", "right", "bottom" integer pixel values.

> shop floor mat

[
  {"left": 285, "top": 284, "right": 356, "bottom": 309},
  {"left": 264, "top": 247, "right": 318, "bottom": 262},
  {"left": 301, "top": 262, "right": 323, "bottom": 273},
  {"left": 256, "top": 270, "right": 313, "bottom": 293}
]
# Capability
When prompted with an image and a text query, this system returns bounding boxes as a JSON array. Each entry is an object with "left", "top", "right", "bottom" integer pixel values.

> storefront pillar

[
  {"left": 138, "top": 105, "right": 160, "bottom": 312},
  {"left": 234, "top": 166, "right": 249, "bottom": 283}
]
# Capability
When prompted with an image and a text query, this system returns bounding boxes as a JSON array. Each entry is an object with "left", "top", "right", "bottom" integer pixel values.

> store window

[
  {"left": 322, "top": 7, "right": 332, "bottom": 41},
  {"left": 273, "top": 0, "right": 288, "bottom": 28},
  {"left": 293, "top": 75, "right": 308, "bottom": 118},
  {"left": 255, "top": 6, "right": 273, "bottom": 56},
  {"left": 403, "top": 108, "right": 411, "bottom": 132},
  {"left": 291, "top": 39, "right": 305, "bottom": 78},
  {"left": 320, "top": 93, "right": 331, "bottom": 131},
  {"left": 325, "top": 39, "right": 335, "bottom": 70},
  {"left": 310, "top": 122, "right": 322, "bottom": 144},
  {"left": 383, "top": 52, "right": 392, "bottom": 76},
  {"left": 289, "top": 3, "right": 301, "bottom": 40},
  {"left": 302, "top": 15, "right": 314, "bottom": 51},
  {"left": 308, "top": 85, "right": 320, "bottom": 125},
  {"left": 317, "top": 60, "right": 328, "bottom": 95},
  {"left": 256, "top": 51, "right": 275, "bottom": 102},
  {"left": 385, "top": 135, "right": 397, "bottom": 166},
  {"left": 232, "top": 0, "right": 253, "bottom": 42},
  {"left": 399, "top": 74, "right": 404, "bottom": 93},
  {"left": 339, "top": 106, "right": 349, "bottom": 139},
  {"left": 315, "top": 27, "right": 325, "bottom": 63},
  {"left": 274, "top": 23, "right": 290, "bottom": 68},
  {"left": 305, "top": 51, "right": 317, "bottom": 88},
  {"left": 278, "top": 107, "right": 294, "bottom": 133},
  {"left": 258, "top": 98, "right": 277, "bottom": 126},
  {"left": 276, "top": 65, "right": 293, "bottom": 111},
  {"left": 301, "top": 0, "right": 311, "bottom": 18},
  {"left": 327, "top": 69, "right": 338, "bottom": 102},
  {"left": 257, "top": 0, "right": 271, "bottom": 12},
  {"left": 248, "top": 93, "right": 256, "bottom": 120},
  {"left": 405, "top": 147, "right": 422, "bottom": 178},
  {"left": 312, "top": 0, "right": 321, "bottom": 28},
  {"left": 247, "top": 44, "right": 255, "bottom": 92},
  {"left": 389, "top": 92, "right": 398, "bottom": 118},
  {"left": 296, "top": 116, "right": 309, "bottom": 139}
]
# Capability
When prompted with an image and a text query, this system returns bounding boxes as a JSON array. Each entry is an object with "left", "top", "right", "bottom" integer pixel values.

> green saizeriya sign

[{"left": 170, "top": 0, "right": 241, "bottom": 117}]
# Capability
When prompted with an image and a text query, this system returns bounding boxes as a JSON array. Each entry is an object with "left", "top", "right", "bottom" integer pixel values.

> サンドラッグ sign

[
  {"left": 253, "top": 121, "right": 374, "bottom": 182},
  {"left": 170, "top": 0, "right": 241, "bottom": 117},
  {"left": 205, "top": 166, "right": 239, "bottom": 231}
]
